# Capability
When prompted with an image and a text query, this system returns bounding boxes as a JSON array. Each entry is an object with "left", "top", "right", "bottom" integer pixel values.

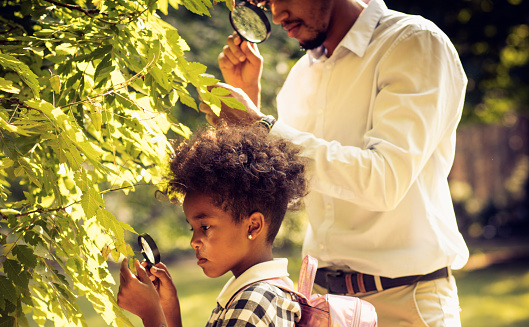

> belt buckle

[
  {"left": 324, "top": 269, "right": 351, "bottom": 294},
  {"left": 326, "top": 269, "right": 346, "bottom": 278}
]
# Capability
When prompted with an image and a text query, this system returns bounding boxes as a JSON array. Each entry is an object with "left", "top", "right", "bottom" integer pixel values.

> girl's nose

[{"left": 190, "top": 233, "right": 201, "bottom": 249}]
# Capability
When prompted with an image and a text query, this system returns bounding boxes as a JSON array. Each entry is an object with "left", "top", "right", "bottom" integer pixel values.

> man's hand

[
  {"left": 218, "top": 32, "right": 263, "bottom": 107},
  {"left": 199, "top": 82, "right": 265, "bottom": 128}
]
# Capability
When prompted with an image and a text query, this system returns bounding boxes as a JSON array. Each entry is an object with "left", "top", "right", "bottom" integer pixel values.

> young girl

[{"left": 117, "top": 124, "right": 307, "bottom": 327}]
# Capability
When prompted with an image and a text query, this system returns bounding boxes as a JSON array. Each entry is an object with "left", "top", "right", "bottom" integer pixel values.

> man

[{"left": 200, "top": 0, "right": 469, "bottom": 325}]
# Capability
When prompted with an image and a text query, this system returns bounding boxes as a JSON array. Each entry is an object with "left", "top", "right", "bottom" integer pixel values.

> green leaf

[
  {"left": 0, "top": 315, "right": 15, "bottom": 327},
  {"left": 120, "top": 221, "right": 136, "bottom": 234},
  {"left": 219, "top": 96, "right": 247, "bottom": 111},
  {"left": 157, "top": 0, "right": 169, "bottom": 14},
  {"left": 81, "top": 187, "right": 105, "bottom": 219},
  {"left": 3, "top": 259, "right": 29, "bottom": 290},
  {"left": 0, "top": 53, "right": 40, "bottom": 98},
  {"left": 49, "top": 74, "right": 61, "bottom": 93},
  {"left": 211, "top": 86, "right": 232, "bottom": 96},
  {"left": 0, "top": 77, "right": 19, "bottom": 94},
  {"left": 0, "top": 275, "right": 17, "bottom": 307},
  {"left": 180, "top": 0, "right": 212, "bottom": 16},
  {"left": 17, "top": 158, "right": 42, "bottom": 189},
  {"left": 13, "top": 245, "right": 38, "bottom": 269},
  {"left": 94, "top": 53, "right": 113, "bottom": 82},
  {"left": 0, "top": 115, "right": 35, "bottom": 136},
  {"left": 176, "top": 89, "right": 197, "bottom": 109},
  {"left": 0, "top": 208, "right": 19, "bottom": 216}
]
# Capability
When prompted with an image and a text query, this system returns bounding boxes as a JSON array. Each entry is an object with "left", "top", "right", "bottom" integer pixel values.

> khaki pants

[{"left": 315, "top": 276, "right": 462, "bottom": 327}]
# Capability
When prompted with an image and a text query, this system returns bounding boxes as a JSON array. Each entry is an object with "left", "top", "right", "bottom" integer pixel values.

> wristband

[{"left": 256, "top": 115, "right": 276, "bottom": 133}]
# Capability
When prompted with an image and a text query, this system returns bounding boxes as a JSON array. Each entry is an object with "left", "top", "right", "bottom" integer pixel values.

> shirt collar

[
  {"left": 216, "top": 258, "right": 290, "bottom": 308},
  {"left": 309, "top": 0, "right": 387, "bottom": 63}
]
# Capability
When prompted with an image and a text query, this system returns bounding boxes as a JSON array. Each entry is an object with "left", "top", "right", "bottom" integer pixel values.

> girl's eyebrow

[{"left": 187, "top": 213, "right": 209, "bottom": 222}]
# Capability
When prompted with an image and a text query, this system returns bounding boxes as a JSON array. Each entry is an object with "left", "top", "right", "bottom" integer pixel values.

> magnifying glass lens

[
  {"left": 138, "top": 233, "right": 160, "bottom": 266},
  {"left": 230, "top": 1, "right": 271, "bottom": 43},
  {"left": 141, "top": 238, "right": 155, "bottom": 263}
]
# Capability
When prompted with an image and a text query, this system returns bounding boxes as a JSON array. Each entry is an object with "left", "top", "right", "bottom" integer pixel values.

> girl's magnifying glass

[
  {"left": 138, "top": 233, "right": 160, "bottom": 269},
  {"left": 229, "top": 1, "right": 271, "bottom": 43}
]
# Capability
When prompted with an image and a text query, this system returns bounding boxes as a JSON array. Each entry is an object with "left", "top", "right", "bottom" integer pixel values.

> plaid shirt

[{"left": 205, "top": 281, "right": 301, "bottom": 327}]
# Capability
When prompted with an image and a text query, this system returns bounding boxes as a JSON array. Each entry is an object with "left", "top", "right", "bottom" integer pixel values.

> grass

[
  {"left": 27, "top": 253, "right": 529, "bottom": 326},
  {"left": 454, "top": 258, "right": 529, "bottom": 327}
]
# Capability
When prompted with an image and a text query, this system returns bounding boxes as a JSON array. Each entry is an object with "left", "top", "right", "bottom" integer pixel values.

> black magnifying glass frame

[
  {"left": 229, "top": 1, "right": 271, "bottom": 44},
  {"left": 138, "top": 233, "right": 161, "bottom": 269}
]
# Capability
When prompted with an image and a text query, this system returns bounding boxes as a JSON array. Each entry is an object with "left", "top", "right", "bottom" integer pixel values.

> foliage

[
  {"left": 0, "top": 0, "right": 240, "bottom": 325},
  {"left": 386, "top": 0, "right": 529, "bottom": 124}
]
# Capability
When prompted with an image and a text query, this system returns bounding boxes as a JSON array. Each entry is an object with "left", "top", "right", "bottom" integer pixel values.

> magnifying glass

[
  {"left": 229, "top": 1, "right": 271, "bottom": 43},
  {"left": 138, "top": 233, "right": 160, "bottom": 269}
]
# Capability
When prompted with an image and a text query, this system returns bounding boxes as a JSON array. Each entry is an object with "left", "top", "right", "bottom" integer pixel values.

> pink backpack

[{"left": 269, "top": 255, "right": 378, "bottom": 327}]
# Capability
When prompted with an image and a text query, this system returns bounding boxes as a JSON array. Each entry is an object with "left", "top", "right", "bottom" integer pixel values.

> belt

[{"left": 314, "top": 267, "right": 450, "bottom": 295}]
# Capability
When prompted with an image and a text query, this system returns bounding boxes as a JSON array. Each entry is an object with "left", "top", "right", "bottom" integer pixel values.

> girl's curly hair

[{"left": 165, "top": 124, "right": 307, "bottom": 244}]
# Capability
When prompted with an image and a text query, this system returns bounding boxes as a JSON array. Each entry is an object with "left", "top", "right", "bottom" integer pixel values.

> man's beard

[{"left": 299, "top": 30, "right": 327, "bottom": 50}]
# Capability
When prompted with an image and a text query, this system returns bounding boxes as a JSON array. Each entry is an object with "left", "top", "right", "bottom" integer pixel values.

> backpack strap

[
  {"left": 265, "top": 278, "right": 311, "bottom": 306},
  {"left": 297, "top": 255, "right": 318, "bottom": 298},
  {"left": 264, "top": 255, "right": 318, "bottom": 303},
  {"left": 226, "top": 255, "right": 319, "bottom": 309},
  {"left": 226, "top": 279, "right": 300, "bottom": 308}
]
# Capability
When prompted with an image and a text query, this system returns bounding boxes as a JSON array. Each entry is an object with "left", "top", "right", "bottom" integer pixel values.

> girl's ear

[{"left": 247, "top": 211, "right": 265, "bottom": 240}]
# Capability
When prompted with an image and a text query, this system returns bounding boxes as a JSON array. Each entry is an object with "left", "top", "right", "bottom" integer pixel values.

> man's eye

[{"left": 257, "top": 0, "right": 270, "bottom": 10}]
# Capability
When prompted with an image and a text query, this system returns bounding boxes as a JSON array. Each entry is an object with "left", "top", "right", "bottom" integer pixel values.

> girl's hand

[
  {"left": 118, "top": 258, "right": 167, "bottom": 327},
  {"left": 147, "top": 262, "right": 183, "bottom": 327}
]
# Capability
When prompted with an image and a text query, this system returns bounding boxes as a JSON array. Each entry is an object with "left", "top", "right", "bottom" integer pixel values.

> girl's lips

[{"left": 197, "top": 258, "right": 207, "bottom": 265}]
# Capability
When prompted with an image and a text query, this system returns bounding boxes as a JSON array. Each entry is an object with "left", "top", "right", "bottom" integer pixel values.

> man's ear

[{"left": 247, "top": 211, "right": 265, "bottom": 240}]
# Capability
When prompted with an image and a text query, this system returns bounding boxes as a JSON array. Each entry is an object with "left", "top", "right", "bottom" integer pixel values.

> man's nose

[{"left": 270, "top": 2, "right": 288, "bottom": 25}]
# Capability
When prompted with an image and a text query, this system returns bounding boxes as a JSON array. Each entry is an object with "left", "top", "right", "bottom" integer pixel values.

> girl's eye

[{"left": 201, "top": 225, "right": 211, "bottom": 231}]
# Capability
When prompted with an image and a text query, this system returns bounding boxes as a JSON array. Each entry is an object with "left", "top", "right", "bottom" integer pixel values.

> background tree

[
  {"left": 0, "top": 0, "right": 241, "bottom": 325},
  {"left": 385, "top": 0, "right": 529, "bottom": 122}
]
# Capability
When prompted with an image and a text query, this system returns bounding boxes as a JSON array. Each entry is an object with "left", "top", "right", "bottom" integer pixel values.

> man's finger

[
  {"left": 241, "top": 41, "right": 262, "bottom": 66},
  {"left": 198, "top": 102, "right": 214, "bottom": 114},
  {"left": 226, "top": 33, "right": 246, "bottom": 62},
  {"left": 222, "top": 45, "right": 243, "bottom": 66},
  {"left": 205, "top": 113, "right": 219, "bottom": 127}
]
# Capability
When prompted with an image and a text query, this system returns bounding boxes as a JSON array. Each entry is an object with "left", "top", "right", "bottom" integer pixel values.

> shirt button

[{"left": 319, "top": 243, "right": 325, "bottom": 250}]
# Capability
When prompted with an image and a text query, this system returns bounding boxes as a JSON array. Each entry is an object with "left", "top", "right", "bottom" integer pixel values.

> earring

[{"left": 248, "top": 235, "right": 253, "bottom": 240}]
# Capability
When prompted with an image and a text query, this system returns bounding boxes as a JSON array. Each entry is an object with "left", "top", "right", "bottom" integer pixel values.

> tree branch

[{"left": 42, "top": 0, "right": 101, "bottom": 17}]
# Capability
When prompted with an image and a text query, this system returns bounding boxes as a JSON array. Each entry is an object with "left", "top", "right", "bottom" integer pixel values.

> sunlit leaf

[{"left": 0, "top": 53, "right": 40, "bottom": 98}]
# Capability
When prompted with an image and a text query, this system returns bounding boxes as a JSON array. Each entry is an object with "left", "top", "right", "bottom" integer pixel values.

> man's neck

[{"left": 323, "top": 0, "right": 368, "bottom": 57}]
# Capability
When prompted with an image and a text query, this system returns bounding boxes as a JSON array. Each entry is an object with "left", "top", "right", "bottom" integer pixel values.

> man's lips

[{"left": 282, "top": 22, "right": 301, "bottom": 38}]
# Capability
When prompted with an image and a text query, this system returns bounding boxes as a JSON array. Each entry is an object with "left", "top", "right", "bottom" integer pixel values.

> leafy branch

[
  {"left": 42, "top": 0, "right": 149, "bottom": 25},
  {"left": 42, "top": 0, "right": 102, "bottom": 17}
]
